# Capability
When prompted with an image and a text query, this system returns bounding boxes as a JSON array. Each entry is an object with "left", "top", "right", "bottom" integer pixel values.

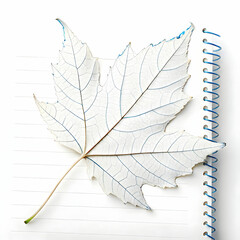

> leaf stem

[{"left": 24, "top": 154, "right": 85, "bottom": 224}]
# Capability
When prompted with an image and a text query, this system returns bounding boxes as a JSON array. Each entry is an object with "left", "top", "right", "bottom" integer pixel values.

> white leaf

[{"left": 35, "top": 20, "right": 225, "bottom": 209}]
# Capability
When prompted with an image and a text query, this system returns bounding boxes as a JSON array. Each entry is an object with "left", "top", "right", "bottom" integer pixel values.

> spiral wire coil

[{"left": 202, "top": 28, "right": 221, "bottom": 239}]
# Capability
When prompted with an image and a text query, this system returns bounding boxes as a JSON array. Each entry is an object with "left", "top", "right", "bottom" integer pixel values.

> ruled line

[
  {"left": 11, "top": 203, "right": 188, "bottom": 212},
  {"left": 16, "top": 69, "right": 49, "bottom": 72},
  {"left": 11, "top": 189, "right": 188, "bottom": 198},
  {"left": 10, "top": 230, "right": 185, "bottom": 239},
  {"left": 11, "top": 217, "right": 187, "bottom": 225}
]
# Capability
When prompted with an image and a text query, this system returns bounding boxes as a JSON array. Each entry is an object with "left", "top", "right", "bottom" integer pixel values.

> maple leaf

[{"left": 25, "top": 19, "right": 225, "bottom": 223}]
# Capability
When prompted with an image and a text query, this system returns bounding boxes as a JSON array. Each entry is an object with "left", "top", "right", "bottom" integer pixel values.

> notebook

[{"left": 9, "top": 21, "right": 223, "bottom": 240}]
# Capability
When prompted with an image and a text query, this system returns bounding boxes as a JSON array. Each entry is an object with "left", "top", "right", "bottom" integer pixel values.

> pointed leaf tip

[
  {"left": 146, "top": 206, "right": 152, "bottom": 211},
  {"left": 56, "top": 18, "right": 66, "bottom": 42},
  {"left": 56, "top": 18, "right": 64, "bottom": 25},
  {"left": 189, "top": 22, "right": 195, "bottom": 31}
]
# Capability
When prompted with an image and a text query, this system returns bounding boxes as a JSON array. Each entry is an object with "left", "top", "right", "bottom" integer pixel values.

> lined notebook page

[{"left": 11, "top": 26, "right": 211, "bottom": 240}]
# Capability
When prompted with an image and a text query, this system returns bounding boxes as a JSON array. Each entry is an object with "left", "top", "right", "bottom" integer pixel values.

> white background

[{"left": 0, "top": 0, "right": 239, "bottom": 239}]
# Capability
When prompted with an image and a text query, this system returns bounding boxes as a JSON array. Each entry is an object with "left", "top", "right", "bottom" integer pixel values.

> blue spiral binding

[{"left": 202, "top": 28, "right": 221, "bottom": 240}]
